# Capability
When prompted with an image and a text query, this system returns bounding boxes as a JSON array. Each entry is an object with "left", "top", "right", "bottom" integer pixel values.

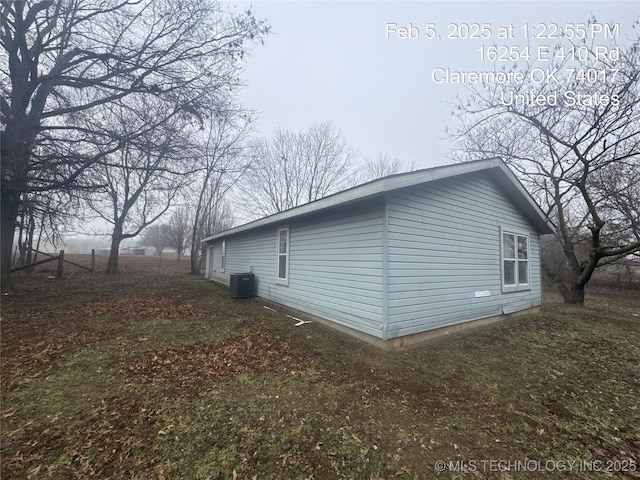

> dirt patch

[
  {"left": 1, "top": 286, "right": 203, "bottom": 343},
  {"left": 66, "top": 292, "right": 202, "bottom": 320},
  {"left": 2, "top": 269, "right": 639, "bottom": 479},
  {"left": 126, "top": 332, "right": 298, "bottom": 388},
  {"left": 1, "top": 331, "right": 104, "bottom": 391}
]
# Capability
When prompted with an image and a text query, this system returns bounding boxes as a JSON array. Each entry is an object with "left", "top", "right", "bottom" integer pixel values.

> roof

[{"left": 202, "top": 158, "right": 554, "bottom": 243}]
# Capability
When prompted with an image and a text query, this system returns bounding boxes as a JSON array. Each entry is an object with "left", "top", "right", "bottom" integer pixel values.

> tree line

[
  {"left": 0, "top": 1, "right": 410, "bottom": 286},
  {"left": 2, "top": 3, "right": 638, "bottom": 305},
  {"left": 447, "top": 17, "right": 639, "bottom": 304},
  {"left": 1, "top": 0, "right": 268, "bottom": 288}
]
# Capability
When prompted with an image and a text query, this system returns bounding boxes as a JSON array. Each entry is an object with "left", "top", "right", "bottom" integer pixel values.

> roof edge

[{"left": 201, "top": 158, "right": 553, "bottom": 243}]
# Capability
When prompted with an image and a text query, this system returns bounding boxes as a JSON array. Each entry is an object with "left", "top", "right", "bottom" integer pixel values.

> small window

[
  {"left": 221, "top": 240, "right": 226, "bottom": 273},
  {"left": 502, "top": 230, "right": 530, "bottom": 292},
  {"left": 276, "top": 227, "right": 289, "bottom": 285}
]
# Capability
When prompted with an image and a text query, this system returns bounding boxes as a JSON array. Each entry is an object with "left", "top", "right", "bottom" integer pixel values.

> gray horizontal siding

[
  {"left": 386, "top": 171, "right": 542, "bottom": 339},
  {"left": 210, "top": 199, "right": 386, "bottom": 339},
  {"left": 217, "top": 230, "right": 277, "bottom": 295},
  {"left": 206, "top": 170, "right": 544, "bottom": 343},
  {"left": 279, "top": 201, "right": 385, "bottom": 338}
]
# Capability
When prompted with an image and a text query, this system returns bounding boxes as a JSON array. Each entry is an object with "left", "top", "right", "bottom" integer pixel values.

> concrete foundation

[{"left": 252, "top": 291, "right": 540, "bottom": 350}]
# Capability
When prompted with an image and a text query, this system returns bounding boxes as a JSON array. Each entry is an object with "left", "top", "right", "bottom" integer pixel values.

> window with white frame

[
  {"left": 277, "top": 227, "right": 289, "bottom": 284},
  {"left": 502, "top": 230, "right": 529, "bottom": 291},
  {"left": 221, "top": 240, "right": 226, "bottom": 273}
]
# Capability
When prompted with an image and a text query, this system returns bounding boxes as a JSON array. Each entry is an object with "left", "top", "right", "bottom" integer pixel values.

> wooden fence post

[
  {"left": 91, "top": 249, "right": 95, "bottom": 273},
  {"left": 56, "top": 250, "right": 64, "bottom": 278}
]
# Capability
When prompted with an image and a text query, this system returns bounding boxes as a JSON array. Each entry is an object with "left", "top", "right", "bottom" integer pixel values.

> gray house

[{"left": 202, "top": 158, "right": 554, "bottom": 348}]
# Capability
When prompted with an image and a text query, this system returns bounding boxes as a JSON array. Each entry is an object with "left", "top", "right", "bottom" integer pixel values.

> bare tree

[
  {"left": 188, "top": 109, "right": 252, "bottom": 274},
  {"left": 84, "top": 100, "right": 190, "bottom": 273},
  {"left": 239, "top": 121, "right": 358, "bottom": 219},
  {"left": 357, "top": 152, "right": 417, "bottom": 184},
  {"left": 165, "top": 207, "right": 192, "bottom": 260},
  {"left": 142, "top": 223, "right": 168, "bottom": 257},
  {"left": 14, "top": 191, "right": 72, "bottom": 269},
  {"left": 1, "top": 0, "right": 268, "bottom": 291},
  {"left": 204, "top": 200, "right": 236, "bottom": 238},
  {"left": 448, "top": 22, "right": 640, "bottom": 304},
  {"left": 194, "top": 198, "right": 236, "bottom": 273}
]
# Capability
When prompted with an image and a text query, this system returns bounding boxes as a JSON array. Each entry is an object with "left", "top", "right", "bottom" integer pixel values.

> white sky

[
  {"left": 63, "top": 0, "right": 639, "bottom": 244},
  {"left": 231, "top": 0, "right": 639, "bottom": 168}
]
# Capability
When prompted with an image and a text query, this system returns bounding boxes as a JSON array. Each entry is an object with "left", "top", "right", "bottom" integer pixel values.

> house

[{"left": 202, "top": 158, "right": 554, "bottom": 348}]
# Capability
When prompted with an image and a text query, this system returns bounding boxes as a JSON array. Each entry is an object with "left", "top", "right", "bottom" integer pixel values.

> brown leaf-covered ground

[
  {"left": 1, "top": 256, "right": 639, "bottom": 479},
  {"left": 126, "top": 332, "right": 298, "bottom": 388}
]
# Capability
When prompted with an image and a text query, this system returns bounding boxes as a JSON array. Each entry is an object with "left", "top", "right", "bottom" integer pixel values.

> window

[
  {"left": 502, "top": 230, "right": 529, "bottom": 291},
  {"left": 277, "top": 227, "right": 289, "bottom": 285},
  {"left": 221, "top": 240, "right": 226, "bottom": 273}
]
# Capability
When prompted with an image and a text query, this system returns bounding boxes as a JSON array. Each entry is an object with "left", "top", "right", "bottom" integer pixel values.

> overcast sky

[{"left": 231, "top": 1, "right": 639, "bottom": 169}]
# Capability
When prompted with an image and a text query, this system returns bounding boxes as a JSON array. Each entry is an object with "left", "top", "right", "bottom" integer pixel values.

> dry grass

[{"left": 2, "top": 257, "right": 639, "bottom": 479}]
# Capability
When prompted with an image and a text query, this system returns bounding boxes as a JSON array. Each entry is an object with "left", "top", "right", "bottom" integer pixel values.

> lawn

[{"left": 1, "top": 258, "right": 639, "bottom": 479}]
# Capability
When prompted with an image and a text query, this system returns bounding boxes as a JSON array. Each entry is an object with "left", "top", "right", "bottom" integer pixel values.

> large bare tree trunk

[
  {"left": 106, "top": 241, "right": 120, "bottom": 274},
  {"left": 1, "top": 117, "right": 33, "bottom": 293},
  {"left": 106, "top": 224, "right": 123, "bottom": 274},
  {"left": 1, "top": 1, "right": 268, "bottom": 293},
  {"left": 190, "top": 201, "right": 204, "bottom": 275},
  {"left": 1, "top": 189, "right": 20, "bottom": 293},
  {"left": 447, "top": 29, "right": 640, "bottom": 306},
  {"left": 557, "top": 278, "right": 586, "bottom": 305}
]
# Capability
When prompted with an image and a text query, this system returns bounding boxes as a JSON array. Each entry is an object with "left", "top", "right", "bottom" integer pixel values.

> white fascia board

[
  {"left": 489, "top": 163, "right": 555, "bottom": 234},
  {"left": 201, "top": 158, "right": 553, "bottom": 243}
]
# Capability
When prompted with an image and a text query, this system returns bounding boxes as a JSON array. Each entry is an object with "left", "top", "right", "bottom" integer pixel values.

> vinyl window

[
  {"left": 502, "top": 230, "right": 529, "bottom": 292},
  {"left": 276, "top": 227, "right": 289, "bottom": 285}
]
